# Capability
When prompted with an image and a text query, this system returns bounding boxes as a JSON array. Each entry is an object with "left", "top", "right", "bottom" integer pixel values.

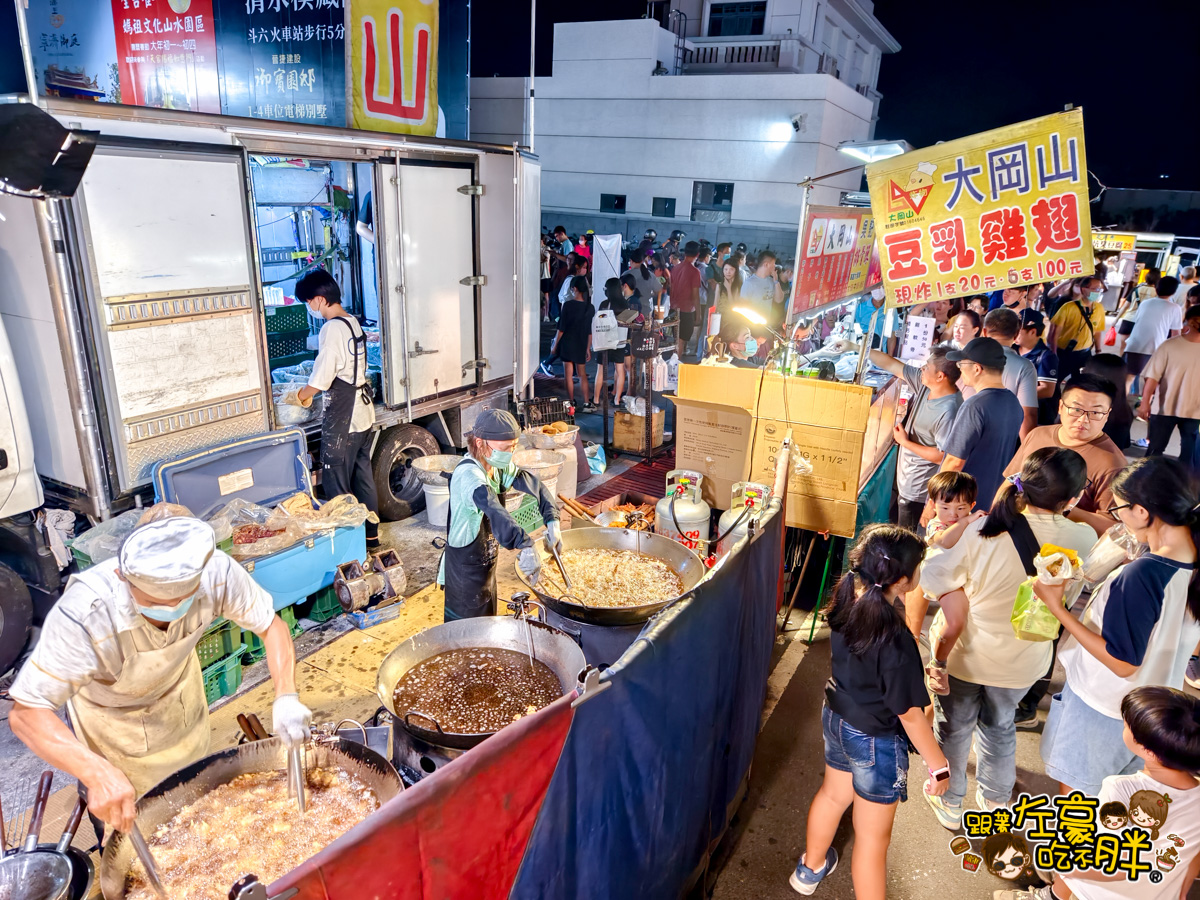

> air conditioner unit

[{"left": 817, "top": 54, "right": 841, "bottom": 78}]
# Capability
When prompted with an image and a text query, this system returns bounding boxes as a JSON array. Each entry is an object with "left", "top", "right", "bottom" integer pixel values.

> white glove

[
  {"left": 517, "top": 546, "right": 542, "bottom": 583},
  {"left": 281, "top": 389, "right": 312, "bottom": 408},
  {"left": 544, "top": 520, "right": 563, "bottom": 556},
  {"left": 272, "top": 693, "right": 312, "bottom": 748}
]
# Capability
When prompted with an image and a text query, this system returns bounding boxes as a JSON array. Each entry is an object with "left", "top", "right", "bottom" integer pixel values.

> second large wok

[
  {"left": 516, "top": 526, "right": 706, "bottom": 626},
  {"left": 99, "top": 736, "right": 401, "bottom": 900}
]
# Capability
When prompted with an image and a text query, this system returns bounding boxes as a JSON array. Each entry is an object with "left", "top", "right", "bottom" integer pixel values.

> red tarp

[{"left": 271, "top": 693, "right": 574, "bottom": 900}]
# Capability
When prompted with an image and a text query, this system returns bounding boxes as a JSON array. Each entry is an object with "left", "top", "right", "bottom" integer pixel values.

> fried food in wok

[
  {"left": 125, "top": 768, "right": 378, "bottom": 900},
  {"left": 540, "top": 548, "right": 683, "bottom": 608}
]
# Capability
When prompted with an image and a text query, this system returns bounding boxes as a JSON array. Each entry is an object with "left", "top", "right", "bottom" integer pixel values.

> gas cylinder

[
  {"left": 654, "top": 469, "right": 711, "bottom": 552},
  {"left": 715, "top": 482, "right": 772, "bottom": 557}
]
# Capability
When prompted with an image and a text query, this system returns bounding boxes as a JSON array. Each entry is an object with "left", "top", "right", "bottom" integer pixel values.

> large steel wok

[
  {"left": 376, "top": 615, "right": 587, "bottom": 751},
  {"left": 516, "top": 526, "right": 706, "bottom": 626},
  {"left": 99, "top": 736, "right": 401, "bottom": 900}
]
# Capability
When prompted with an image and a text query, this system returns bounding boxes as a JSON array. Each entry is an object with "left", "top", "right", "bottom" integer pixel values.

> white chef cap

[{"left": 119, "top": 517, "right": 215, "bottom": 600}]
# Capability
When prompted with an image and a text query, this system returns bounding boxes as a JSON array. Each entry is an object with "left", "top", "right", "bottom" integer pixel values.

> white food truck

[{"left": 0, "top": 99, "right": 543, "bottom": 672}]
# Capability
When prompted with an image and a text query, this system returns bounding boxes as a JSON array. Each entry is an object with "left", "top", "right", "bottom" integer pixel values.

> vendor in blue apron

[
  {"left": 438, "top": 409, "right": 561, "bottom": 620},
  {"left": 286, "top": 270, "right": 381, "bottom": 550}
]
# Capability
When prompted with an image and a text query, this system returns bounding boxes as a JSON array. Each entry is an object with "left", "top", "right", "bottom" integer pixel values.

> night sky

[{"left": 473, "top": 0, "right": 1200, "bottom": 193}]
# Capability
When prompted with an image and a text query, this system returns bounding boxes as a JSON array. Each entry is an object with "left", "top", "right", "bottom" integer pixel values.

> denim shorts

[{"left": 822, "top": 703, "right": 909, "bottom": 804}]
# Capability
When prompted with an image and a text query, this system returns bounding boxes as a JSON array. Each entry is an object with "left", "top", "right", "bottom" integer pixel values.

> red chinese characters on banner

[
  {"left": 790, "top": 206, "right": 883, "bottom": 315},
  {"left": 928, "top": 216, "right": 976, "bottom": 273},
  {"left": 883, "top": 228, "right": 928, "bottom": 280},
  {"left": 979, "top": 207, "right": 1028, "bottom": 264},
  {"left": 110, "top": 0, "right": 220, "bottom": 113},
  {"left": 1030, "top": 193, "right": 1083, "bottom": 253}
]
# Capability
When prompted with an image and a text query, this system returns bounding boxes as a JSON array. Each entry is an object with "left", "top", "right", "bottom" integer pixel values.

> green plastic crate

[
  {"left": 242, "top": 605, "right": 300, "bottom": 663},
  {"left": 195, "top": 619, "right": 240, "bottom": 667},
  {"left": 513, "top": 494, "right": 544, "bottom": 535},
  {"left": 270, "top": 350, "right": 317, "bottom": 369},
  {"left": 203, "top": 649, "right": 244, "bottom": 705},
  {"left": 264, "top": 303, "right": 309, "bottom": 333},
  {"left": 299, "top": 585, "right": 341, "bottom": 624},
  {"left": 267, "top": 328, "right": 313, "bottom": 358}
]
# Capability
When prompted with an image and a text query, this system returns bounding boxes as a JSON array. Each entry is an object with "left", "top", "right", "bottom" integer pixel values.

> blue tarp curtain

[{"left": 511, "top": 505, "right": 785, "bottom": 898}]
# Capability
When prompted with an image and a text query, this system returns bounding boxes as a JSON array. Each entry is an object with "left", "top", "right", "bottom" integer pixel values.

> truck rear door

[
  {"left": 376, "top": 158, "right": 478, "bottom": 406},
  {"left": 73, "top": 140, "right": 269, "bottom": 494}
]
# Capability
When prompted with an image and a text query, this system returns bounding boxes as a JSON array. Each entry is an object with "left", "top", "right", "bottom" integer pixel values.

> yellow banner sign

[
  {"left": 866, "top": 109, "right": 1093, "bottom": 307},
  {"left": 349, "top": 0, "right": 439, "bottom": 135},
  {"left": 1092, "top": 232, "right": 1137, "bottom": 252}
]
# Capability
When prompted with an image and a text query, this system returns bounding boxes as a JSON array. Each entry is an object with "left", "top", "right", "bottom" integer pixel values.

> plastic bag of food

[
  {"left": 70, "top": 509, "right": 143, "bottom": 565},
  {"left": 265, "top": 493, "right": 378, "bottom": 535},
  {"left": 204, "top": 499, "right": 300, "bottom": 559},
  {"left": 1011, "top": 545, "right": 1082, "bottom": 642},
  {"left": 1080, "top": 523, "right": 1141, "bottom": 590}
]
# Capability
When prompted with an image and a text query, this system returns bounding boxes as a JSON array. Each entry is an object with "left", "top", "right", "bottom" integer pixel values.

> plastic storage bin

[
  {"left": 203, "top": 650, "right": 244, "bottom": 705},
  {"left": 512, "top": 494, "right": 545, "bottom": 536},
  {"left": 152, "top": 429, "right": 367, "bottom": 611},
  {"left": 242, "top": 605, "right": 300, "bottom": 663},
  {"left": 264, "top": 303, "right": 309, "bottom": 333},
  {"left": 195, "top": 619, "right": 240, "bottom": 668}
]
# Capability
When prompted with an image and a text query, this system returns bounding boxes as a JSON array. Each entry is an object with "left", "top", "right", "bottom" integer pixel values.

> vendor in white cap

[{"left": 9, "top": 511, "right": 312, "bottom": 835}]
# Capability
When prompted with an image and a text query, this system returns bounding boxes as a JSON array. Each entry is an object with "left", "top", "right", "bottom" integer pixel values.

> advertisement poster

[
  {"left": 110, "top": 0, "right": 220, "bottom": 113},
  {"left": 28, "top": 0, "right": 119, "bottom": 102},
  {"left": 1092, "top": 231, "right": 1137, "bottom": 253},
  {"left": 349, "top": 0, "right": 439, "bottom": 135},
  {"left": 866, "top": 109, "right": 1093, "bottom": 308},
  {"left": 791, "top": 205, "right": 882, "bottom": 315},
  {"left": 213, "top": 0, "right": 346, "bottom": 126}
]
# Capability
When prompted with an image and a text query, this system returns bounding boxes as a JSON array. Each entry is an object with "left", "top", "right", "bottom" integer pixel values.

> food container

[{"left": 152, "top": 430, "right": 366, "bottom": 610}]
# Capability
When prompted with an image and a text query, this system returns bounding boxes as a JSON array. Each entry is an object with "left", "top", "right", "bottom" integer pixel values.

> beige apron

[{"left": 66, "top": 571, "right": 212, "bottom": 796}]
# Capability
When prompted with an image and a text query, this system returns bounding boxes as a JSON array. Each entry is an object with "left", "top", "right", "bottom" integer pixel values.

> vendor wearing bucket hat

[
  {"left": 8, "top": 512, "right": 310, "bottom": 835},
  {"left": 437, "top": 409, "right": 561, "bottom": 620}
]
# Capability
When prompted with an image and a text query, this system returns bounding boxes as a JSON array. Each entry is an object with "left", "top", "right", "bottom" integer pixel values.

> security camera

[{"left": 791, "top": 114, "right": 806, "bottom": 133}]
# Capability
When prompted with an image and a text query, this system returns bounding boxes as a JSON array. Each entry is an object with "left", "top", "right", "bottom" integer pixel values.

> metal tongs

[
  {"left": 286, "top": 742, "right": 307, "bottom": 815},
  {"left": 129, "top": 823, "right": 167, "bottom": 899},
  {"left": 547, "top": 541, "right": 572, "bottom": 593}
]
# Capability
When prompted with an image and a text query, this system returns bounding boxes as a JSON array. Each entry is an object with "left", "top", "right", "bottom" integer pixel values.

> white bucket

[
  {"left": 423, "top": 481, "right": 451, "bottom": 527},
  {"left": 554, "top": 445, "right": 578, "bottom": 500}
]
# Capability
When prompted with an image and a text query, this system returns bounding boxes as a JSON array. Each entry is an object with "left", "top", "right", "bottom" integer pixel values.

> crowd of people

[
  {"left": 790, "top": 269, "right": 1200, "bottom": 900},
  {"left": 538, "top": 226, "right": 792, "bottom": 410}
]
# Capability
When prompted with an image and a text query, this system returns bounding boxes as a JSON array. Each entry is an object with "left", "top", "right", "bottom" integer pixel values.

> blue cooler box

[{"left": 151, "top": 429, "right": 366, "bottom": 610}]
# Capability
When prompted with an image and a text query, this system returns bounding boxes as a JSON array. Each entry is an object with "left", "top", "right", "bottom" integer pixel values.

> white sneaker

[
  {"left": 925, "top": 791, "right": 963, "bottom": 830},
  {"left": 977, "top": 786, "right": 1010, "bottom": 811},
  {"left": 1186, "top": 655, "right": 1200, "bottom": 690}
]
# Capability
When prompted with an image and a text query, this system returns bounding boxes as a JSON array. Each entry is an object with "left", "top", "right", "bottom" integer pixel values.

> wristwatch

[{"left": 928, "top": 764, "right": 951, "bottom": 782}]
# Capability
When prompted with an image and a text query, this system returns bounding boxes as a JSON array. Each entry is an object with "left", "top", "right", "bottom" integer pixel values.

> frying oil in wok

[
  {"left": 393, "top": 647, "right": 563, "bottom": 734},
  {"left": 125, "top": 768, "right": 377, "bottom": 900}
]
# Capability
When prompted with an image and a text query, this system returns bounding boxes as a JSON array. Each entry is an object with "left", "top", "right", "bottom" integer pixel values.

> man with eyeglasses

[{"left": 1004, "top": 373, "right": 1128, "bottom": 538}]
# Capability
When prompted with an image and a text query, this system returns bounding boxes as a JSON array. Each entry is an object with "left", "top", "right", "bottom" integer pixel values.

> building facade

[{"left": 469, "top": 0, "right": 898, "bottom": 254}]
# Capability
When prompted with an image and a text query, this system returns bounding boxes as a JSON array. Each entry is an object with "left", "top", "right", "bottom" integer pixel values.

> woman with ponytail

[
  {"left": 790, "top": 525, "right": 949, "bottom": 898},
  {"left": 919, "top": 447, "right": 1096, "bottom": 831},
  {"left": 1036, "top": 455, "right": 1200, "bottom": 796}
]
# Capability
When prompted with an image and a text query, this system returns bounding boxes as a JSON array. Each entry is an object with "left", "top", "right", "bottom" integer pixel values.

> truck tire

[
  {"left": 372, "top": 424, "right": 440, "bottom": 521},
  {"left": 0, "top": 563, "right": 33, "bottom": 677}
]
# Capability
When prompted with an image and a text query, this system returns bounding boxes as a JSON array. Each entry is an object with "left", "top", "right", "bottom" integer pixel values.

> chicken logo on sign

[
  {"left": 351, "top": 0, "right": 439, "bottom": 135},
  {"left": 887, "top": 161, "right": 937, "bottom": 215}
]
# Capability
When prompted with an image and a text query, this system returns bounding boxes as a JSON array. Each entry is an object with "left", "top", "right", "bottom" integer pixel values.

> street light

[
  {"left": 836, "top": 138, "right": 913, "bottom": 164},
  {"left": 784, "top": 137, "right": 910, "bottom": 330}
]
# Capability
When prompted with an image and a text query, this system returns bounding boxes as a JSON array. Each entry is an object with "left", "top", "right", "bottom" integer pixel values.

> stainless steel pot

[
  {"left": 514, "top": 526, "right": 706, "bottom": 626},
  {"left": 376, "top": 615, "right": 587, "bottom": 751},
  {"left": 99, "top": 736, "right": 401, "bottom": 900}
]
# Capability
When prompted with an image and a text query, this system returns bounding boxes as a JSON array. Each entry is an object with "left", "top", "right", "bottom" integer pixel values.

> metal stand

[{"left": 615, "top": 321, "right": 676, "bottom": 461}]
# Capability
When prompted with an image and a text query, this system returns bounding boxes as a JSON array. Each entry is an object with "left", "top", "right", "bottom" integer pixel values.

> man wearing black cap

[
  {"left": 1015, "top": 308, "right": 1061, "bottom": 426},
  {"left": 938, "top": 337, "right": 1026, "bottom": 507}
]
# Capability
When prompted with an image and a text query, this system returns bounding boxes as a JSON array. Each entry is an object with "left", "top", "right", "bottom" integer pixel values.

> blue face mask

[
  {"left": 487, "top": 449, "right": 514, "bottom": 468},
  {"left": 1087, "top": 290, "right": 1104, "bottom": 302},
  {"left": 136, "top": 592, "right": 195, "bottom": 623},
  {"left": 742, "top": 337, "right": 759, "bottom": 356}
]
